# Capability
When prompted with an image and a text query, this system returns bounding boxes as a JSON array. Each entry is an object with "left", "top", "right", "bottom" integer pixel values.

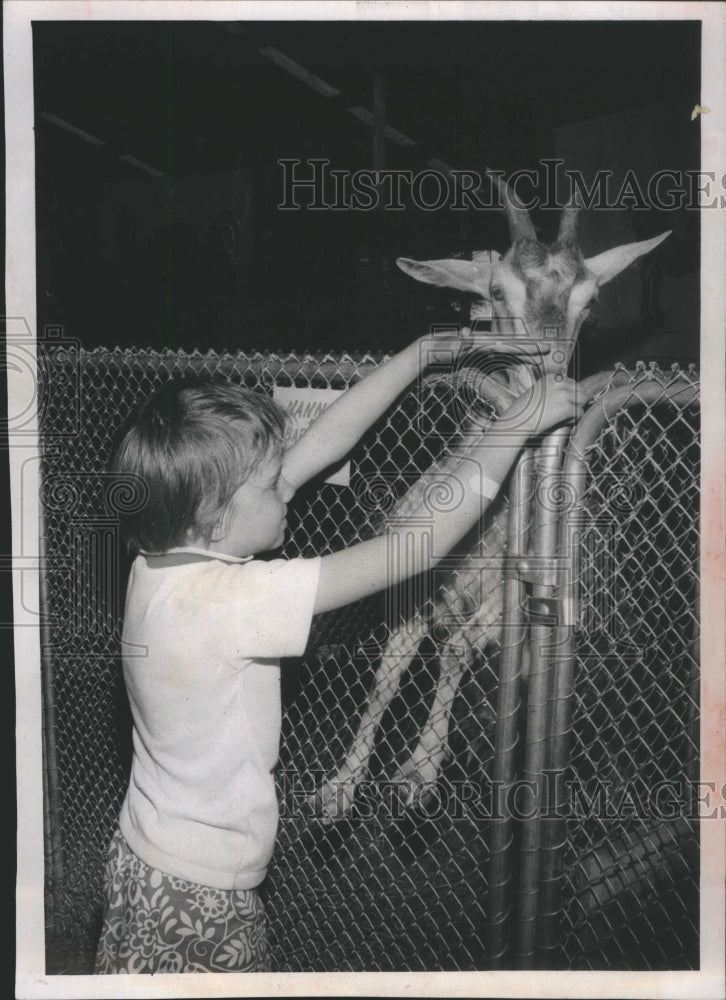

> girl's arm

[
  {"left": 282, "top": 335, "right": 439, "bottom": 490},
  {"left": 281, "top": 335, "right": 551, "bottom": 491},
  {"left": 312, "top": 374, "right": 582, "bottom": 614}
]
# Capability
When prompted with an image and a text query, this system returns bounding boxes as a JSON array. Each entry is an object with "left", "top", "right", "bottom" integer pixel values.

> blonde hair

[{"left": 112, "top": 379, "right": 286, "bottom": 552}]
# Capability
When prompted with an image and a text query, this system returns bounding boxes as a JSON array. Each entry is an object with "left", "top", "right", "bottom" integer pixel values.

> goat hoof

[
  {"left": 307, "top": 779, "right": 357, "bottom": 824},
  {"left": 465, "top": 734, "right": 492, "bottom": 772},
  {"left": 391, "top": 765, "right": 438, "bottom": 810}
]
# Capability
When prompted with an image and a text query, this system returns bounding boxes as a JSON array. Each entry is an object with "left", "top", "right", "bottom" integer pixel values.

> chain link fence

[
  {"left": 37, "top": 346, "right": 699, "bottom": 974},
  {"left": 535, "top": 367, "right": 700, "bottom": 970}
]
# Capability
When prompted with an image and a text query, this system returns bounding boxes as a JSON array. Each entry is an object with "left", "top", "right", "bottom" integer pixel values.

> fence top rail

[
  {"left": 41, "top": 349, "right": 701, "bottom": 440},
  {"left": 579, "top": 361, "right": 699, "bottom": 402},
  {"left": 44, "top": 348, "right": 699, "bottom": 390},
  {"left": 565, "top": 371, "right": 700, "bottom": 477},
  {"left": 555, "top": 366, "right": 700, "bottom": 586},
  {"left": 43, "top": 346, "right": 389, "bottom": 383}
]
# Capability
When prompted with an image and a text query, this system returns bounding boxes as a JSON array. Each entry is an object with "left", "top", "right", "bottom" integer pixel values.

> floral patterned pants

[{"left": 94, "top": 827, "right": 270, "bottom": 973}]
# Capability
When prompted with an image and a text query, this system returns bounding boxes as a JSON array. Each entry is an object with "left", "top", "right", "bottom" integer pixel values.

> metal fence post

[
  {"left": 514, "top": 427, "right": 570, "bottom": 968},
  {"left": 534, "top": 466, "right": 584, "bottom": 969},
  {"left": 484, "top": 448, "right": 533, "bottom": 967}
]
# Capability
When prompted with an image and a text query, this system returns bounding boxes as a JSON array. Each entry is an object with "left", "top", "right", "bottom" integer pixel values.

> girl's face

[{"left": 203, "top": 449, "right": 295, "bottom": 558}]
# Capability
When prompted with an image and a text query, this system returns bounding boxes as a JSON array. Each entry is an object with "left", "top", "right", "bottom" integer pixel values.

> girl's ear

[
  {"left": 185, "top": 519, "right": 225, "bottom": 546},
  {"left": 207, "top": 518, "right": 228, "bottom": 544}
]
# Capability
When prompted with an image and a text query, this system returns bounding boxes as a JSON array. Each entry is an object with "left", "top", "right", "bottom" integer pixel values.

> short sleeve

[{"left": 202, "top": 556, "right": 322, "bottom": 661}]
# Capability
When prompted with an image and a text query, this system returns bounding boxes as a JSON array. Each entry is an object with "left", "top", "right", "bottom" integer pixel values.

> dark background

[{"left": 32, "top": 20, "right": 700, "bottom": 359}]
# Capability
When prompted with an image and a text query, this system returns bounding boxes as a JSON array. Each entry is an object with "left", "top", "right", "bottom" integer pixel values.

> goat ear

[
  {"left": 396, "top": 256, "right": 497, "bottom": 297},
  {"left": 585, "top": 231, "right": 671, "bottom": 286}
]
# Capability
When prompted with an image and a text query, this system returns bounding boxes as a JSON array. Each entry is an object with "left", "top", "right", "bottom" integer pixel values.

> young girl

[{"left": 94, "top": 336, "right": 580, "bottom": 973}]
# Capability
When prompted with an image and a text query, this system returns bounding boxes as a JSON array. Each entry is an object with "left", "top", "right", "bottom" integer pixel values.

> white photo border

[{"left": 8, "top": 3, "right": 725, "bottom": 998}]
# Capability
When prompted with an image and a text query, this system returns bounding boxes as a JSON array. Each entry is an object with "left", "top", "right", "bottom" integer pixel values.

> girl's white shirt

[{"left": 118, "top": 550, "right": 321, "bottom": 890}]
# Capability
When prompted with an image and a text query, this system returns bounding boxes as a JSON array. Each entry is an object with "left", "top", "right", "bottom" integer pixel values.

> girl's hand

[{"left": 497, "top": 374, "right": 584, "bottom": 435}]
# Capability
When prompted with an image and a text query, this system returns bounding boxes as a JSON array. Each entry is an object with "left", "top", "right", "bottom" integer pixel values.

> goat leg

[
  {"left": 391, "top": 642, "right": 468, "bottom": 807},
  {"left": 392, "top": 587, "right": 504, "bottom": 806},
  {"left": 309, "top": 614, "right": 429, "bottom": 822}
]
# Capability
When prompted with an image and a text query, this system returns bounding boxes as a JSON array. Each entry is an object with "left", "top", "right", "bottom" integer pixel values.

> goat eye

[{"left": 490, "top": 287, "right": 505, "bottom": 301}]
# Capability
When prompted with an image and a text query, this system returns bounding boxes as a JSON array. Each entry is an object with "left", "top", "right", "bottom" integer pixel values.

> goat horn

[
  {"left": 486, "top": 169, "right": 537, "bottom": 242},
  {"left": 557, "top": 204, "right": 580, "bottom": 244}
]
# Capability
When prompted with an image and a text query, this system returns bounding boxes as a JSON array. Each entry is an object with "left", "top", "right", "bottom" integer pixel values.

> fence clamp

[
  {"left": 516, "top": 557, "right": 557, "bottom": 587},
  {"left": 525, "top": 596, "right": 562, "bottom": 627},
  {"left": 517, "top": 559, "right": 563, "bottom": 626}
]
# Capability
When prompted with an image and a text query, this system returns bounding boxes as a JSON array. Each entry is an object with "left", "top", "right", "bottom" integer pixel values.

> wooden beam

[{"left": 372, "top": 71, "right": 386, "bottom": 173}]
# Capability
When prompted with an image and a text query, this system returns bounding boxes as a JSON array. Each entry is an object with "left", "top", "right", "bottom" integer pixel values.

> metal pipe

[
  {"left": 514, "top": 427, "right": 569, "bottom": 968},
  {"left": 485, "top": 448, "right": 533, "bottom": 968}
]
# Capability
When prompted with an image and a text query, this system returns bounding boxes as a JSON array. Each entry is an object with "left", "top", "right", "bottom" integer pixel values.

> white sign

[{"left": 273, "top": 384, "right": 351, "bottom": 487}]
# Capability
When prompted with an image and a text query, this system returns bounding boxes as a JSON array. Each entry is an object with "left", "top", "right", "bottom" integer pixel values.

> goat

[{"left": 312, "top": 173, "right": 670, "bottom": 822}]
